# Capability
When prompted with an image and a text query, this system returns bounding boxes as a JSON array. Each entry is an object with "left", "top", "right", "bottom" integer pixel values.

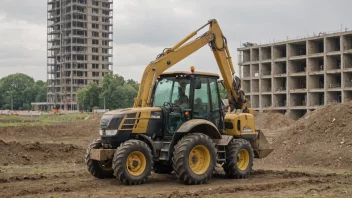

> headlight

[
  {"left": 105, "top": 129, "right": 118, "bottom": 136},
  {"left": 99, "top": 129, "right": 118, "bottom": 136}
]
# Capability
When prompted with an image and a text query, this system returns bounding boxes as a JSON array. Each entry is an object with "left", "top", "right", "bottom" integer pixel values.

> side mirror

[{"left": 195, "top": 79, "right": 202, "bottom": 89}]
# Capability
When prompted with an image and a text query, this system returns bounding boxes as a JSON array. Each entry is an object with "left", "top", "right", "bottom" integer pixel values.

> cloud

[{"left": 1, "top": 0, "right": 352, "bottom": 82}]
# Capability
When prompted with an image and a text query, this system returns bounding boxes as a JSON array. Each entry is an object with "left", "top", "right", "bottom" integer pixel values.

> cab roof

[{"left": 160, "top": 71, "right": 219, "bottom": 78}]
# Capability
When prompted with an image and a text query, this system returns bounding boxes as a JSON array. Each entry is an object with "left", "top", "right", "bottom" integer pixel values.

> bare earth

[{"left": 1, "top": 107, "right": 352, "bottom": 197}]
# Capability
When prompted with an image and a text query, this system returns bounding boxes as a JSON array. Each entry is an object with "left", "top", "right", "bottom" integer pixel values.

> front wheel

[
  {"left": 85, "top": 138, "right": 114, "bottom": 179},
  {"left": 223, "top": 139, "right": 254, "bottom": 178},
  {"left": 172, "top": 133, "right": 217, "bottom": 185},
  {"left": 112, "top": 140, "right": 153, "bottom": 185}
]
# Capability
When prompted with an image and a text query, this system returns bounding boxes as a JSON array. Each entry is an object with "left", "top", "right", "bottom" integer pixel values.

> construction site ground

[{"left": 1, "top": 105, "right": 352, "bottom": 198}]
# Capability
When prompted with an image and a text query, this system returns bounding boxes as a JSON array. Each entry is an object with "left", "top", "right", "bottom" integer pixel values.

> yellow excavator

[{"left": 85, "top": 19, "right": 273, "bottom": 185}]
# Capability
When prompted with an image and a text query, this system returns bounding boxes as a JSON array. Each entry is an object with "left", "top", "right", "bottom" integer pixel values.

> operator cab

[{"left": 151, "top": 70, "right": 224, "bottom": 134}]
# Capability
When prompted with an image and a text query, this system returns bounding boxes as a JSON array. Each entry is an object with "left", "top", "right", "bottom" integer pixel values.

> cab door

[
  {"left": 192, "top": 77, "right": 223, "bottom": 131},
  {"left": 208, "top": 78, "right": 223, "bottom": 131}
]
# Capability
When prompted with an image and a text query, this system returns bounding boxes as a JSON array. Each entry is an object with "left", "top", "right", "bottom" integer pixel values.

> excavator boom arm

[{"left": 133, "top": 19, "right": 247, "bottom": 111}]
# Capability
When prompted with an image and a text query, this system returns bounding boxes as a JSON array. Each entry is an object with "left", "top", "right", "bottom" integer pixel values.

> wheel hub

[
  {"left": 126, "top": 151, "right": 146, "bottom": 176},
  {"left": 188, "top": 145, "right": 211, "bottom": 175},
  {"left": 132, "top": 160, "right": 139, "bottom": 167},
  {"left": 192, "top": 155, "right": 199, "bottom": 163},
  {"left": 237, "top": 149, "right": 250, "bottom": 171}
]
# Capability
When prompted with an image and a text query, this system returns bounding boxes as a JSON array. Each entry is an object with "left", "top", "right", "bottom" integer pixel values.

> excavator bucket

[{"left": 252, "top": 130, "right": 274, "bottom": 159}]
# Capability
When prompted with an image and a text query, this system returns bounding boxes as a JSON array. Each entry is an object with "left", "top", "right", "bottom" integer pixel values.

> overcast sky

[{"left": 0, "top": 0, "right": 351, "bottom": 81}]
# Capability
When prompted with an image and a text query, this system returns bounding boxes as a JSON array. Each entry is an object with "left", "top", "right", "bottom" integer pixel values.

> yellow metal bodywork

[
  {"left": 189, "top": 145, "right": 211, "bottom": 175},
  {"left": 126, "top": 151, "right": 147, "bottom": 176},
  {"left": 133, "top": 19, "right": 248, "bottom": 112},
  {"left": 107, "top": 107, "right": 160, "bottom": 134},
  {"left": 224, "top": 113, "right": 256, "bottom": 136}
]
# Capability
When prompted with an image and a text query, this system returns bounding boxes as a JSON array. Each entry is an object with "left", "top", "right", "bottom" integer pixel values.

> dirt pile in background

[
  {"left": 254, "top": 111, "right": 295, "bottom": 143},
  {"left": 0, "top": 140, "right": 84, "bottom": 166},
  {"left": 0, "top": 121, "right": 99, "bottom": 147},
  {"left": 258, "top": 101, "right": 352, "bottom": 169},
  {"left": 254, "top": 111, "right": 295, "bottom": 131}
]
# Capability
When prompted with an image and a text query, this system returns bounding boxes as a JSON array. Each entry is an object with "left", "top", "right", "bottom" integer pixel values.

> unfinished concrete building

[
  {"left": 238, "top": 31, "right": 352, "bottom": 119},
  {"left": 47, "top": 0, "right": 113, "bottom": 110}
]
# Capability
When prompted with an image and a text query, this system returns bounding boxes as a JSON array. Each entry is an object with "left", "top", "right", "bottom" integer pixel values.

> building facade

[
  {"left": 238, "top": 31, "right": 352, "bottom": 119},
  {"left": 47, "top": 0, "right": 113, "bottom": 110}
]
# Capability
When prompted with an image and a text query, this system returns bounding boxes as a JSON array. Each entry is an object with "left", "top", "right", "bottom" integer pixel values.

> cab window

[{"left": 193, "top": 78, "right": 210, "bottom": 118}]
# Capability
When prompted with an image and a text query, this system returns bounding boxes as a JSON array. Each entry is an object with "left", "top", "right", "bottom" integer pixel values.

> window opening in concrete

[
  {"left": 343, "top": 72, "right": 352, "bottom": 88},
  {"left": 327, "top": 91, "right": 342, "bottom": 104},
  {"left": 289, "top": 41, "right": 306, "bottom": 56},
  {"left": 326, "top": 36, "right": 340, "bottom": 52},
  {"left": 308, "top": 57, "right": 324, "bottom": 72},
  {"left": 245, "top": 95, "right": 251, "bottom": 107},
  {"left": 274, "top": 62, "right": 287, "bottom": 75},
  {"left": 243, "top": 49, "right": 250, "bottom": 63},
  {"left": 261, "top": 46, "right": 272, "bottom": 60},
  {"left": 251, "top": 64, "right": 259, "bottom": 77},
  {"left": 344, "top": 91, "right": 352, "bottom": 102},
  {"left": 252, "top": 95, "right": 259, "bottom": 108},
  {"left": 290, "top": 110, "right": 307, "bottom": 120},
  {"left": 242, "top": 80, "right": 251, "bottom": 93},
  {"left": 309, "top": 92, "right": 324, "bottom": 106},
  {"left": 343, "top": 34, "right": 352, "bottom": 51},
  {"left": 273, "top": 44, "right": 286, "bottom": 59},
  {"left": 289, "top": 59, "right": 306, "bottom": 74},
  {"left": 261, "top": 79, "right": 272, "bottom": 92},
  {"left": 243, "top": 65, "right": 250, "bottom": 78},
  {"left": 274, "top": 94, "right": 287, "bottom": 107},
  {"left": 290, "top": 76, "right": 306, "bottom": 90},
  {"left": 261, "top": 62, "right": 272, "bottom": 76},
  {"left": 308, "top": 39, "right": 324, "bottom": 54},
  {"left": 261, "top": 95, "right": 272, "bottom": 108},
  {"left": 273, "top": 77, "right": 286, "bottom": 92},
  {"left": 309, "top": 75, "right": 324, "bottom": 89},
  {"left": 326, "top": 54, "right": 341, "bottom": 71},
  {"left": 290, "top": 93, "right": 307, "bottom": 107},
  {"left": 343, "top": 54, "right": 352, "bottom": 69},
  {"left": 326, "top": 73, "right": 341, "bottom": 89},
  {"left": 251, "top": 48, "right": 259, "bottom": 62},
  {"left": 252, "top": 79, "right": 259, "bottom": 93}
]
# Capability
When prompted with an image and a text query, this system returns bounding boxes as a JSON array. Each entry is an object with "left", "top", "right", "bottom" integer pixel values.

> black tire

[
  {"left": 85, "top": 138, "right": 114, "bottom": 179},
  {"left": 153, "top": 162, "right": 173, "bottom": 174},
  {"left": 172, "top": 133, "right": 217, "bottom": 185},
  {"left": 223, "top": 139, "right": 254, "bottom": 179},
  {"left": 112, "top": 140, "right": 153, "bottom": 185}
]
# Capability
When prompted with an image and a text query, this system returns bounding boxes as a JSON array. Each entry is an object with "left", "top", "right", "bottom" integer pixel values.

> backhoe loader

[{"left": 85, "top": 19, "right": 273, "bottom": 185}]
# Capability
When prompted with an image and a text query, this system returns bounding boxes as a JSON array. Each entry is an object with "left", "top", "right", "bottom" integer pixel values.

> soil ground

[{"left": 0, "top": 111, "right": 351, "bottom": 198}]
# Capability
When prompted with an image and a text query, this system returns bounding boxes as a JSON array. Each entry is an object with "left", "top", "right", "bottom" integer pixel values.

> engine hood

[{"left": 104, "top": 107, "right": 162, "bottom": 116}]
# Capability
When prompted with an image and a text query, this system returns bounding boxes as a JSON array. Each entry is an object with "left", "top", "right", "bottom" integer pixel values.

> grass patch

[{"left": 0, "top": 113, "right": 100, "bottom": 127}]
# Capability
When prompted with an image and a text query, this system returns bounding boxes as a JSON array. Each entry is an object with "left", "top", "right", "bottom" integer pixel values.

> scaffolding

[{"left": 47, "top": 0, "right": 113, "bottom": 110}]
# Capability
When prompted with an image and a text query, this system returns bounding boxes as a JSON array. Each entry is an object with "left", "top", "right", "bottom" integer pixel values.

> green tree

[
  {"left": 0, "top": 73, "right": 35, "bottom": 110},
  {"left": 34, "top": 80, "right": 47, "bottom": 102},
  {"left": 77, "top": 82, "right": 101, "bottom": 111},
  {"left": 99, "top": 74, "right": 139, "bottom": 110}
]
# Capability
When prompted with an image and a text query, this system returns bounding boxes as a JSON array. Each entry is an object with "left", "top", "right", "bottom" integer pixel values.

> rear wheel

[
  {"left": 223, "top": 139, "right": 254, "bottom": 178},
  {"left": 172, "top": 133, "right": 217, "bottom": 185},
  {"left": 112, "top": 140, "right": 153, "bottom": 185},
  {"left": 85, "top": 138, "right": 114, "bottom": 179}
]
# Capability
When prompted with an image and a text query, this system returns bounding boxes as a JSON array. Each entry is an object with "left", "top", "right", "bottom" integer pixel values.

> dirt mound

[
  {"left": 258, "top": 102, "right": 352, "bottom": 169},
  {"left": 0, "top": 121, "right": 99, "bottom": 147},
  {"left": 254, "top": 111, "right": 295, "bottom": 131},
  {"left": 0, "top": 140, "right": 85, "bottom": 166}
]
